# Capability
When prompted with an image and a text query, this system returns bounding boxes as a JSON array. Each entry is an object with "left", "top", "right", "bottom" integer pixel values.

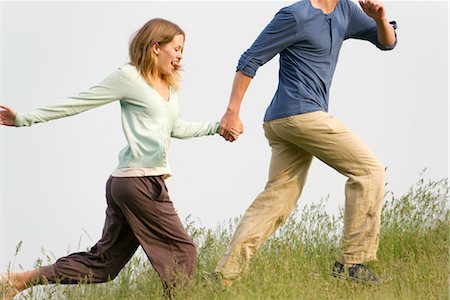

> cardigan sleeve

[
  {"left": 15, "top": 68, "right": 127, "bottom": 127},
  {"left": 171, "top": 118, "right": 219, "bottom": 139}
]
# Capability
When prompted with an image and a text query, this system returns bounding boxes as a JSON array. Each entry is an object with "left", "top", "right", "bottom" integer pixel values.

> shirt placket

[{"left": 326, "top": 15, "right": 333, "bottom": 55}]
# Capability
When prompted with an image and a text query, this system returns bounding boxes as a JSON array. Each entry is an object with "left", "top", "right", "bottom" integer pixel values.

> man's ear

[{"left": 152, "top": 42, "right": 160, "bottom": 55}]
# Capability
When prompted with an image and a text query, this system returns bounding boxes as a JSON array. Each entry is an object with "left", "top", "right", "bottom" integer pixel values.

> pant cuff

[{"left": 339, "top": 254, "right": 377, "bottom": 265}]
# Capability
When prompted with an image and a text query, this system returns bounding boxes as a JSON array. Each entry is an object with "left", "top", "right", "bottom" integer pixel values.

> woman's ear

[{"left": 152, "top": 42, "right": 160, "bottom": 55}]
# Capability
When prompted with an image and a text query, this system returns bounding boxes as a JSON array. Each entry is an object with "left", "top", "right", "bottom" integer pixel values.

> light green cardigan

[{"left": 15, "top": 64, "right": 219, "bottom": 174}]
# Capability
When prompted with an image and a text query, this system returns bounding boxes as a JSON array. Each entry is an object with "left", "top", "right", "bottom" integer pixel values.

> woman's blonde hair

[{"left": 129, "top": 18, "right": 185, "bottom": 89}]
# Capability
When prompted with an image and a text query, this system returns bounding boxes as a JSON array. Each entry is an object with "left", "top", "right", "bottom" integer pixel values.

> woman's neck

[{"left": 148, "top": 76, "right": 170, "bottom": 101}]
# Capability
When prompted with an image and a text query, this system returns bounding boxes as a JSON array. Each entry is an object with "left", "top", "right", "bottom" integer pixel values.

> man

[{"left": 217, "top": 0, "right": 397, "bottom": 285}]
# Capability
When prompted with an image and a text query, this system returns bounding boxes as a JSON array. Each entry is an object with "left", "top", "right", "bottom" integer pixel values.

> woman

[{"left": 0, "top": 18, "right": 225, "bottom": 299}]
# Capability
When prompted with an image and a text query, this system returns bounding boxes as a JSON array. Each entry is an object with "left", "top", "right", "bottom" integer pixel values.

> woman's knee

[
  {"left": 187, "top": 242, "right": 197, "bottom": 263},
  {"left": 92, "top": 271, "right": 120, "bottom": 283},
  {"left": 180, "top": 242, "right": 196, "bottom": 278}
]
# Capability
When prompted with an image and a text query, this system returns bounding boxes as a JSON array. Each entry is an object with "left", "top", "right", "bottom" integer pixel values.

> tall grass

[{"left": 10, "top": 175, "right": 449, "bottom": 299}]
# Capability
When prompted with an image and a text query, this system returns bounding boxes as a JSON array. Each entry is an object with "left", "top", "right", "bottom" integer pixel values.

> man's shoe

[
  {"left": 332, "top": 261, "right": 379, "bottom": 283},
  {"left": 348, "top": 263, "right": 379, "bottom": 283},
  {"left": 331, "top": 261, "right": 346, "bottom": 279}
]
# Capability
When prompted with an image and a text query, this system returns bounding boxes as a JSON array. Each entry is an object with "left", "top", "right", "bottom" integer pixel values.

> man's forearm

[
  {"left": 226, "top": 71, "right": 252, "bottom": 116},
  {"left": 376, "top": 18, "right": 396, "bottom": 46}
]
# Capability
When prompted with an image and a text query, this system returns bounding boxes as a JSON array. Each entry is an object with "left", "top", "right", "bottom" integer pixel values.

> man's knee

[{"left": 371, "top": 163, "right": 385, "bottom": 184}]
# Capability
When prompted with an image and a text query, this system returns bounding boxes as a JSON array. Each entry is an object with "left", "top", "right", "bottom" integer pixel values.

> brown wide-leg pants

[{"left": 39, "top": 176, "right": 196, "bottom": 287}]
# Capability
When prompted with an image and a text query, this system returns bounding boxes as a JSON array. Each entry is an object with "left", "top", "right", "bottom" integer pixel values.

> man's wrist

[
  {"left": 226, "top": 105, "right": 240, "bottom": 116},
  {"left": 375, "top": 16, "right": 389, "bottom": 26}
]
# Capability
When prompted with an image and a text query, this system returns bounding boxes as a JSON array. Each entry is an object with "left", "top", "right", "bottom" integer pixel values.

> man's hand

[
  {"left": 359, "top": 0, "right": 396, "bottom": 46},
  {"left": 359, "top": 0, "right": 387, "bottom": 22},
  {"left": 0, "top": 105, "right": 17, "bottom": 126},
  {"left": 220, "top": 111, "right": 244, "bottom": 142}
]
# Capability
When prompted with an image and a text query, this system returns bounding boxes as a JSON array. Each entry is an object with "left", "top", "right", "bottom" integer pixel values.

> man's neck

[{"left": 310, "top": 0, "right": 339, "bottom": 14}]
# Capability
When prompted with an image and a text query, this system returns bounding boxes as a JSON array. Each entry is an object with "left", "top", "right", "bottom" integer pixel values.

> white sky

[{"left": 1, "top": 1, "right": 448, "bottom": 271}]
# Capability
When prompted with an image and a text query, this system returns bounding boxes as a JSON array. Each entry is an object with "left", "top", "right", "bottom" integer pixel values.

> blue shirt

[{"left": 237, "top": 0, "right": 397, "bottom": 121}]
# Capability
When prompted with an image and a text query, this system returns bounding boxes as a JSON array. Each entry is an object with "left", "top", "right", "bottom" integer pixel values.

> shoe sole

[{"left": 331, "top": 271, "right": 392, "bottom": 284}]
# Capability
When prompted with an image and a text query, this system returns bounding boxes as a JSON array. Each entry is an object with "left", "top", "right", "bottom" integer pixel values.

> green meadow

[{"left": 8, "top": 175, "right": 449, "bottom": 299}]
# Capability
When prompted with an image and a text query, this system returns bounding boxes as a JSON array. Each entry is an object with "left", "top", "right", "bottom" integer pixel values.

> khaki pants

[
  {"left": 40, "top": 176, "right": 196, "bottom": 288},
  {"left": 216, "top": 111, "right": 385, "bottom": 284}
]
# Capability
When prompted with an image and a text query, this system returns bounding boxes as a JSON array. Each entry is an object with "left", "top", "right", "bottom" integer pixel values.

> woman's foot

[
  {"left": 0, "top": 269, "right": 40, "bottom": 300},
  {"left": 0, "top": 273, "right": 19, "bottom": 300}
]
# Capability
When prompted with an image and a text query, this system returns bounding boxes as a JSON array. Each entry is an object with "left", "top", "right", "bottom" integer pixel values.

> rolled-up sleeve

[
  {"left": 237, "top": 8, "right": 299, "bottom": 78},
  {"left": 345, "top": 1, "right": 398, "bottom": 51}
]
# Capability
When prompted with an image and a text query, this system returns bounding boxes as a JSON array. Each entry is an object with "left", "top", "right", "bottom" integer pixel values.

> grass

[{"left": 9, "top": 174, "right": 449, "bottom": 299}]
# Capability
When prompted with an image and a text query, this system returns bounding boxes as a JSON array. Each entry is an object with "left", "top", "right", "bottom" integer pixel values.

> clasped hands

[{"left": 219, "top": 112, "right": 244, "bottom": 142}]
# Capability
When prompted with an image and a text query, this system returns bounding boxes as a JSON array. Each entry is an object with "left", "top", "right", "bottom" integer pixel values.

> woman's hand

[{"left": 0, "top": 105, "right": 17, "bottom": 126}]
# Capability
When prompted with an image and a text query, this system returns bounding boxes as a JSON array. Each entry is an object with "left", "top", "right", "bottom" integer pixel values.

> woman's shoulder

[{"left": 118, "top": 64, "right": 140, "bottom": 81}]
